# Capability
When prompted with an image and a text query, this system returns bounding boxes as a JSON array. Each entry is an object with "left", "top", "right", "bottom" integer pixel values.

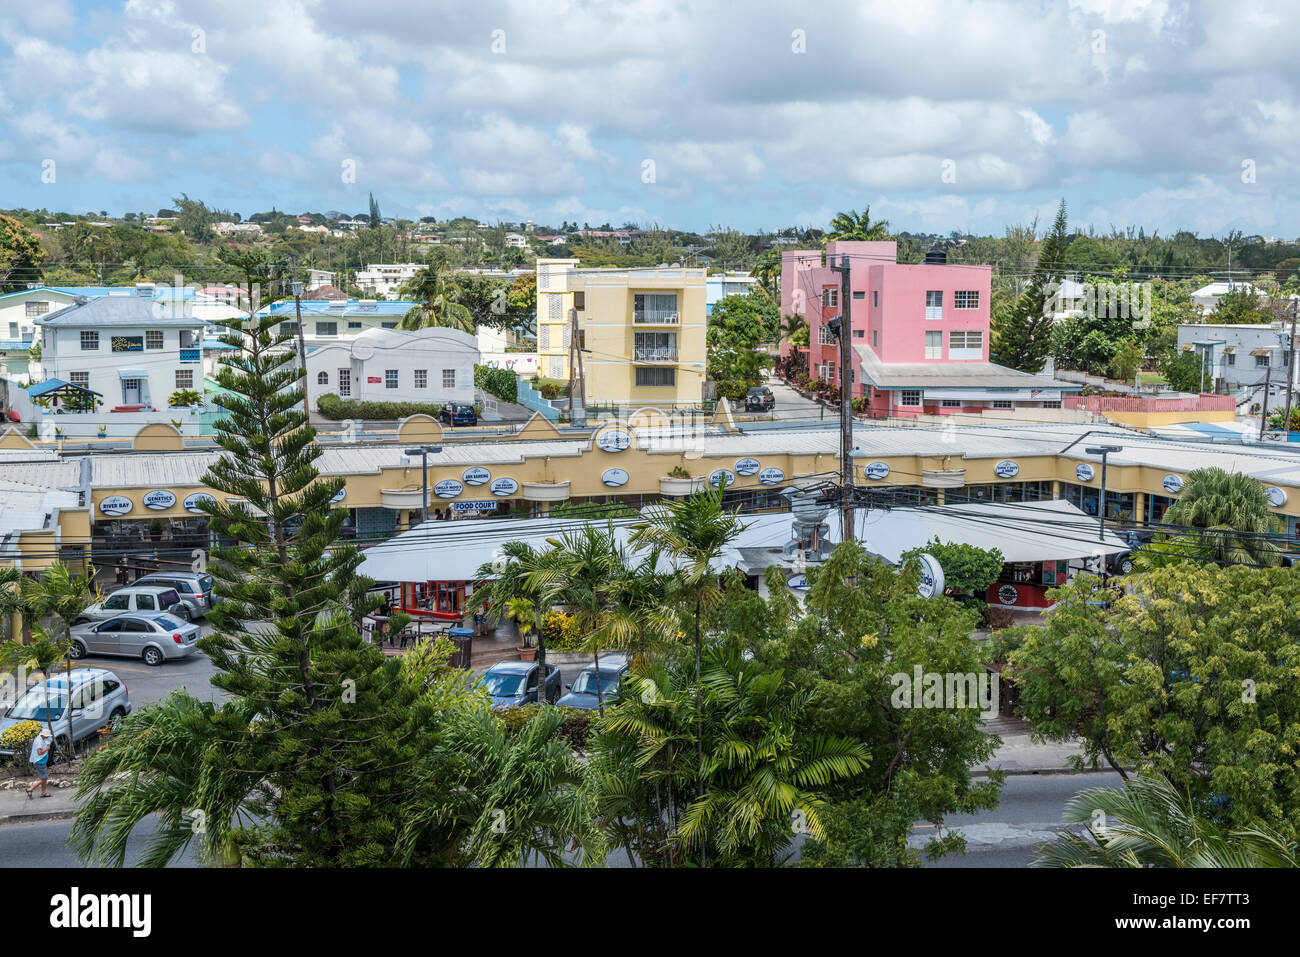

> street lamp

[
  {"left": 1085, "top": 445, "right": 1123, "bottom": 542},
  {"left": 404, "top": 445, "right": 443, "bottom": 524}
]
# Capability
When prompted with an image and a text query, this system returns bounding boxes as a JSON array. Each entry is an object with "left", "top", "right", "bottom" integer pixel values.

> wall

[
  {"left": 43, "top": 323, "right": 203, "bottom": 411},
  {"left": 305, "top": 327, "right": 478, "bottom": 410}
]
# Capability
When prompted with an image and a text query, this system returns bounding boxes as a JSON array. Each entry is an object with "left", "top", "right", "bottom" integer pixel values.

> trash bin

[{"left": 448, "top": 627, "right": 474, "bottom": 669}]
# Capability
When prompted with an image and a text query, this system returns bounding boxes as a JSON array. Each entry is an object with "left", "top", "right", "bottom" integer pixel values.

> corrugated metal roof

[
  {"left": 853, "top": 346, "right": 1077, "bottom": 390},
  {"left": 36, "top": 296, "right": 203, "bottom": 328}
]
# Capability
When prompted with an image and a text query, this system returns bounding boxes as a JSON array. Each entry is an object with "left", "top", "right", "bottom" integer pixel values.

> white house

[
  {"left": 1176, "top": 321, "right": 1297, "bottom": 396},
  {"left": 305, "top": 326, "right": 478, "bottom": 411},
  {"left": 35, "top": 296, "right": 205, "bottom": 413},
  {"left": 355, "top": 263, "right": 425, "bottom": 299}
]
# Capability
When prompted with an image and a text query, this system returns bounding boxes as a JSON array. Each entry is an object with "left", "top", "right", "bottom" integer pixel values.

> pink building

[{"left": 780, "top": 241, "right": 1073, "bottom": 418}]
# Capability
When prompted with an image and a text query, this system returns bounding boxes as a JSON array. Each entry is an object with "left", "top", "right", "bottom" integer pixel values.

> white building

[
  {"left": 305, "top": 327, "right": 478, "bottom": 411},
  {"left": 355, "top": 263, "right": 425, "bottom": 299},
  {"left": 35, "top": 295, "right": 205, "bottom": 414},
  {"left": 1191, "top": 282, "right": 1262, "bottom": 315},
  {"left": 505, "top": 233, "right": 530, "bottom": 248},
  {"left": 1176, "top": 321, "right": 1297, "bottom": 396},
  {"left": 705, "top": 272, "right": 759, "bottom": 314},
  {"left": 212, "top": 221, "right": 263, "bottom": 237}
]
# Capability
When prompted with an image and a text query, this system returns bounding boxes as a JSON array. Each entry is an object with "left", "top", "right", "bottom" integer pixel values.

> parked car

[
  {"left": 1109, "top": 550, "right": 1136, "bottom": 575},
  {"left": 134, "top": 571, "right": 215, "bottom": 620},
  {"left": 0, "top": 668, "right": 132, "bottom": 757},
  {"left": 476, "top": 660, "right": 562, "bottom": 710},
  {"left": 556, "top": 653, "right": 631, "bottom": 710},
  {"left": 73, "top": 586, "right": 186, "bottom": 625},
  {"left": 744, "top": 386, "right": 775, "bottom": 412},
  {"left": 69, "top": 613, "right": 201, "bottom": 666},
  {"left": 440, "top": 402, "right": 478, "bottom": 427}
]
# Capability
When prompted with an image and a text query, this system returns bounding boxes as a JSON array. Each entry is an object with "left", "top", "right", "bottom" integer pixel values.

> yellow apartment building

[{"left": 535, "top": 258, "right": 707, "bottom": 411}]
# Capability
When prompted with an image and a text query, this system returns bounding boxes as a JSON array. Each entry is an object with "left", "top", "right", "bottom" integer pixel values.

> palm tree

[
  {"left": 779, "top": 313, "right": 809, "bottom": 350},
  {"left": 1034, "top": 773, "right": 1299, "bottom": 868},
  {"left": 0, "top": 566, "right": 23, "bottom": 644},
  {"left": 826, "top": 205, "right": 891, "bottom": 243},
  {"left": 398, "top": 264, "right": 474, "bottom": 332},
  {"left": 476, "top": 541, "right": 561, "bottom": 685},
  {"left": 596, "top": 549, "right": 678, "bottom": 663},
  {"left": 1159, "top": 467, "right": 1284, "bottom": 566},
  {"left": 629, "top": 482, "right": 745, "bottom": 866},
  {"left": 752, "top": 250, "right": 782, "bottom": 304}
]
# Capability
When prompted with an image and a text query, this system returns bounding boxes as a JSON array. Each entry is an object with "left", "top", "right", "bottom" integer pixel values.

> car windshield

[
  {"left": 571, "top": 670, "right": 621, "bottom": 696},
  {"left": 479, "top": 672, "right": 525, "bottom": 697},
  {"left": 6, "top": 685, "right": 69, "bottom": 722},
  {"left": 153, "top": 617, "right": 179, "bottom": 630}
]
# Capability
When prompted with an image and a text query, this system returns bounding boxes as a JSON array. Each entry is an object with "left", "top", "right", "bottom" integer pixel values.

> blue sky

[{"left": 2, "top": 0, "right": 1298, "bottom": 237}]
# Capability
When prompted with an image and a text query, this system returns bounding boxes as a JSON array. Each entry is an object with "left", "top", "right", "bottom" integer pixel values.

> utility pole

[
  {"left": 404, "top": 445, "right": 443, "bottom": 524},
  {"left": 566, "top": 305, "right": 585, "bottom": 426},
  {"left": 1086, "top": 445, "right": 1123, "bottom": 542},
  {"left": 1259, "top": 362, "right": 1272, "bottom": 440},
  {"left": 1283, "top": 300, "right": 1298, "bottom": 440},
  {"left": 830, "top": 253, "right": 854, "bottom": 542},
  {"left": 290, "top": 256, "right": 310, "bottom": 421}
]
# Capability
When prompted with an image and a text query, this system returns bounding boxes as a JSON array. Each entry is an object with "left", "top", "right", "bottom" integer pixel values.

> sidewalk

[{"left": 0, "top": 778, "right": 80, "bottom": 824}]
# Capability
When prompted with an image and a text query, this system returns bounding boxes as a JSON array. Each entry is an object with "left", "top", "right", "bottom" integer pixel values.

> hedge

[
  {"left": 498, "top": 703, "right": 592, "bottom": 749},
  {"left": 474, "top": 365, "right": 518, "bottom": 404},
  {"left": 317, "top": 393, "right": 446, "bottom": 420}
]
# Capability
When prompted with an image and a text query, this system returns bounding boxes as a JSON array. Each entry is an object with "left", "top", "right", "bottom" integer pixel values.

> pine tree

[{"left": 991, "top": 199, "right": 1069, "bottom": 373}]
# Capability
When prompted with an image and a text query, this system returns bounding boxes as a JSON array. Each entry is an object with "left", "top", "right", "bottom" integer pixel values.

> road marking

[{"left": 71, "top": 662, "right": 153, "bottom": 675}]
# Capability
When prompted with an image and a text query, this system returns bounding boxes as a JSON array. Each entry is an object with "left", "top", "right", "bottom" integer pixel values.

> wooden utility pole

[
  {"left": 830, "top": 252, "right": 854, "bottom": 541},
  {"left": 290, "top": 256, "right": 311, "bottom": 420},
  {"left": 1281, "top": 299, "right": 1299, "bottom": 438},
  {"left": 566, "top": 305, "right": 585, "bottom": 425}
]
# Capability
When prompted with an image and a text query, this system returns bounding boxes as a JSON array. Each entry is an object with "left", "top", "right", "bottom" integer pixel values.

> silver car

[
  {"left": 74, "top": 585, "right": 186, "bottom": 625},
  {"left": 133, "top": 572, "right": 216, "bottom": 621},
  {"left": 69, "top": 613, "right": 201, "bottom": 666},
  {"left": 0, "top": 668, "right": 132, "bottom": 757}
]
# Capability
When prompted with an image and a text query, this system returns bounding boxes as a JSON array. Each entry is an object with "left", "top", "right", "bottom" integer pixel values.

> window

[
  {"left": 635, "top": 367, "right": 676, "bottom": 387},
  {"left": 279, "top": 322, "right": 298, "bottom": 337},
  {"left": 69, "top": 372, "right": 89, "bottom": 389},
  {"left": 827, "top": 360, "right": 836, "bottom": 382},
  {"left": 385, "top": 369, "right": 398, "bottom": 389},
  {"left": 381, "top": 321, "right": 398, "bottom": 329},
  {"left": 104, "top": 594, "right": 128, "bottom": 611},
  {"left": 137, "top": 594, "right": 156, "bottom": 611},
  {"left": 872, "top": 331, "right": 878, "bottom": 347},
  {"left": 818, "top": 324, "right": 836, "bottom": 345},
  {"left": 348, "top": 321, "right": 363, "bottom": 330},
  {"left": 411, "top": 369, "right": 426, "bottom": 389},
  {"left": 634, "top": 292, "right": 678, "bottom": 323},
  {"left": 900, "top": 390, "right": 922, "bottom": 406},
  {"left": 7, "top": 322, "right": 16, "bottom": 338},
  {"left": 441, "top": 369, "right": 455, "bottom": 389},
  {"left": 574, "top": 292, "right": 585, "bottom": 310},
  {"left": 852, "top": 290, "right": 865, "bottom": 300},
  {"left": 548, "top": 293, "right": 563, "bottom": 320},
  {"left": 317, "top": 371, "right": 329, "bottom": 385},
  {"left": 338, "top": 369, "right": 351, "bottom": 397},
  {"left": 112, "top": 335, "right": 144, "bottom": 352},
  {"left": 925, "top": 290, "right": 943, "bottom": 319},
  {"left": 1042, "top": 400, "right": 1062, "bottom": 408},
  {"left": 925, "top": 330, "right": 943, "bottom": 359},
  {"left": 81, "top": 331, "right": 99, "bottom": 350},
  {"left": 823, "top": 288, "right": 838, "bottom": 309},
  {"left": 634, "top": 331, "right": 677, "bottom": 361},
  {"left": 852, "top": 329, "right": 864, "bottom": 338},
  {"left": 549, "top": 355, "right": 563, "bottom": 378},
  {"left": 175, "top": 370, "right": 194, "bottom": 389},
  {"left": 1256, "top": 354, "right": 1270, "bottom": 367},
  {"left": 941, "top": 399, "right": 962, "bottom": 407},
  {"left": 25, "top": 301, "right": 50, "bottom": 318},
  {"left": 316, "top": 321, "right": 338, "bottom": 337},
  {"left": 954, "top": 290, "right": 980, "bottom": 309},
  {"left": 872, "top": 291, "right": 879, "bottom": 308},
  {"left": 1225, "top": 352, "right": 1235, "bottom": 366},
  {"left": 991, "top": 400, "right": 1013, "bottom": 409},
  {"left": 949, "top": 330, "right": 984, "bottom": 359},
  {"left": 145, "top": 330, "right": 164, "bottom": 350}
]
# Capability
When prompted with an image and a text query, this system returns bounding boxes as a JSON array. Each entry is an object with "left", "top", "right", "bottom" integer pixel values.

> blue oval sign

[
  {"left": 434, "top": 479, "right": 464, "bottom": 499},
  {"left": 99, "top": 495, "right": 133, "bottom": 517},
  {"left": 596, "top": 430, "right": 632, "bottom": 453},
  {"left": 601, "top": 468, "right": 630, "bottom": 487},
  {"left": 330, "top": 486, "right": 347, "bottom": 504},
  {"left": 490, "top": 477, "right": 519, "bottom": 496},
  {"left": 994, "top": 460, "right": 1019, "bottom": 479},
  {"left": 735, "top": 457, "right": 761, "bottom": 476},
  {"left": 864, "top": 462, "right": 890, "bottom": 480},
  {"left": 709, "top": 469, "right": 736, "bottom": 488},
  {"left": 1162, "top": 474, "right": 1184, "bottom": 494},
  {"left": 183, "top": 492, "right": 216, "bottom": 514},
  {"left": 142, "top": 489, "right": 176, "bottom": 510},
  {"left": 462, "top": 466, "right": 491, "bottom": 486},
  {"left": 758, "top": 467, "right": 785, "bottom": 486},
  {"left": 1075, "top": 463, "right": 1094, "bottom": 482}
]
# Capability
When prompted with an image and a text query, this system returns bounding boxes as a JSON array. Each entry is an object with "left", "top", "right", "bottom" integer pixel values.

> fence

[{"left": 1064, "top": 394, "right": 1235, "bottom": 414}]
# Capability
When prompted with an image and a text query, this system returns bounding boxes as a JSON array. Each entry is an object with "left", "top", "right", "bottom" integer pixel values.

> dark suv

[
  {"left": 744, "top": 386, "right": 775, "bottom": 412},
  {"left": 440, "top": 403, "right": 478, "bottom": 427}
]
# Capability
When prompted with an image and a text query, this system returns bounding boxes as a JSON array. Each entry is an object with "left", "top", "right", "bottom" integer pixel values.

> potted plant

[
  {"left": 148, "top": 517, "right": 165, "bottom": 542},
  {"left": 504, "top": 597, "right": 539, "bottom": 661},
  {"left": 659, "top": 464, "right": 706, "bottom": 497}
]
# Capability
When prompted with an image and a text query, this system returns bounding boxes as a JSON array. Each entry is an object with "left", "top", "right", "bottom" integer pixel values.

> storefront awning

[
  {"left": 117, "top": 368, "right": 150, "bottom": 378},
  {"left": 1251, "top": 348, "right": 1270, "bottom": 357}
]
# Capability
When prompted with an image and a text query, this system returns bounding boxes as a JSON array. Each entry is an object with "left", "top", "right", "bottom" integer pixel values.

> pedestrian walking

[{"left": 25, "top": 727, "right": 54, "bottom": 799}]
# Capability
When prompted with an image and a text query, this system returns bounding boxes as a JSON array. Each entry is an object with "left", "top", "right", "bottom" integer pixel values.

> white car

[{"left": 74, "top": 586, "right": 186, "bottom": 625}]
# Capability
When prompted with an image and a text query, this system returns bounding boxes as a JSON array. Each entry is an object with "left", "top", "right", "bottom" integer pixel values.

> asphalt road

[
  {"left": 919, "top": 771, "right": 1125, "bottom": 868},
  {"left": 0, "top": 815, "right": 202, "bottom": 868}
]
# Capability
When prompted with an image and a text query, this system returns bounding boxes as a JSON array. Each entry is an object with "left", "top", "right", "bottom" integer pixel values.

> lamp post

[
  {"left": 404, "top": 445, "right": 443, "bottom": 524},
  {"left": 1085, "top": 445, "right": 1123, "bottom": 542}
]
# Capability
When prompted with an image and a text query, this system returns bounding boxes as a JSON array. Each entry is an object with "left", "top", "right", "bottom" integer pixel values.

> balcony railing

[
  {"left": 634, "top": 311, "right": 679, "bottom": 324},
  {"left": 179, "top": 348, "right": 201, "bottom": 362},
  {"left": 633, "top": 349, "right": 679, "bottom": 362}
]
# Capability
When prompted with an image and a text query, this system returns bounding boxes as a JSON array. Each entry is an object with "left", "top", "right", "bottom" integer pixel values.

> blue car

[
  {"left": 440, "top": 403, "right": 478, "bottom": 427},
  {"left": 477, "top": 660, "right": 562, "bottom": 710},
  {"left": 556, "top": 654, "right": 631, "bottom": 711}
]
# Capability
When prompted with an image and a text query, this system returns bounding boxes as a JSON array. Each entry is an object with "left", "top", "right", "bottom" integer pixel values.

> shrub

[
  {"left": 535, "top": 378, "right": 569, "bottom": 400},
  {"left": 168, "top": 389, "right": 202, "bottom": 407},
  {"left": 316, "top": 393, "right": 445, "bottom": 421},
  {"left": 1, "top": 719, "right": 41, "bottom": 773},
  {"left": 667, "top": 465, "right": 691, "bottom": 479},
  {"left": 986, "top": 606, "right": 1015, "bottom": 631},
  {"left": 541, "top": 609, "right": 584, "bottom": 651},
  {"left": 497, "top": 702, "right": 591, "bottom": 749},
  {"left": 474, "top": 365, "right": 518, "bottom": 404}
]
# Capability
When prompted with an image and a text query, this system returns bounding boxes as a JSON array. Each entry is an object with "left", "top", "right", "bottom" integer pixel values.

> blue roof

[
  {"left": 0, "top": 285, "right": 195, "bottom": 301},
  {"left": 26, "top": 378, "right": 101, "bottom": 397},
  {"left": 0, "top": 340, "right": 31, "bottom": 350},
  {"left": 257, "top": 300, "right": 416, "bottom": 317}
]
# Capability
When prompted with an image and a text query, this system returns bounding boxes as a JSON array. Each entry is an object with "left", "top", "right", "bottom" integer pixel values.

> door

[
  {"left": 526, "top": 668, "right": 539, "bottom": 703},
  {"left": 122, "top": 378, "right": 142, "bottom": 404},
  {"left": 338, "top": 369, "right": 351, "bottom": 397},
  {"left": 87, "top": 620, "right": 123, "bottom": 655},
  {"left": 99, "top": 593, "right": 130, "bottom": 620},
  {"left": 118, "top": 618, "right": 156, "bottom": 658},
  {"left": 68, "top": 682, "right": 100, "bottom": 743}
]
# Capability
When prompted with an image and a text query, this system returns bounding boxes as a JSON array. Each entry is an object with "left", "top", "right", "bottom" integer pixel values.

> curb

[
  {"left": 0, "top": 808, "right": 78, "bottom": 825},
  {"left": 974, "top": 765, "right": 1123, "bottom": 779}
]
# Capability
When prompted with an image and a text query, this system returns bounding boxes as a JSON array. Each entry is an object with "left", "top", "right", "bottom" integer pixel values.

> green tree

[
  {"left": 827, "top": 205, "right": 891, "bottom": 242},
  {"left": 1158, "top": 348, "right": 1206, "bottom": 393},
  {"left": 0, "top": 214, "right": 46, "bottom": 292},
  {"left": 399, "top": 265, "right": 474, "bottom": 332},
  {"left": 996, "top": 565, "right": 1300, "bottom": 841},
  {"left": 706, "top": 292, "right": 775, "bottom": 399},
  {"left": 991, "top": 199, "right": 1069, "bottom": 373},
  {"left": 751, "top": 249, "right": 781, "bottom": 303},
  {"left": 903, "top": 539, "right": 1004, "bottom": 596},
  {"left": 1157, "top": 466, "right": 1284, "bottom": 567},
  {"left": 171, "top": 194, "right": 215, "bottom": 243},
  {"left": 1211, "top": 284, "right": 1271, "bottom": 324},
  {"left": 779, "top": 313, "right": 809, "bottom": 349},
  {"left": 477, "top": 541, "right": 561, "bottom": 679},
  {"left": 1107, "top": 338, "right": 1145, "bottom": 382},
  {"left": 1034, "top": 773, "right": 1298, "bottom": 868}
]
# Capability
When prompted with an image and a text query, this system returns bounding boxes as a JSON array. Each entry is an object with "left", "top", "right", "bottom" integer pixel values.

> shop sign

[
  {"left": 183, "top": 492, "right": 216, "bottom": 514},
  {"left": 1267, "top": 486, "right": 1288, "bottom": 508},
  {"left": 490, "top": 478, "right": 519, "bottom": 496},
  {"left": 758, "top": 467, "right": 786, "bottom": 485},
  {"left": 864, "top": 462, "right": 890, "bottom": 480},
  {"left": 601, "top": 468, "right": 630, "bottom": 487},
  {"left": 916, "top": 553, "right": 945, "bottom": 599},
  {"left": 330, "top": 487, "right": 347, "bottom": 504},
  {"left": 434, "top": 479, "right": 464, "bottom": 499},
  {"left": 709, "top": 469, "right": 736, "bottom": 488},
  {"left": 997, "top": 584, "right": 1019, "bottom": 605},
  {"left": 596, "top": 430, "right": 632, "bottom": 453},
  {"left": 735, "top": 457, "right": 761, "bottom": 476},
  {"left": 786, "top": 574, "right": 811, "bottom": 592},
  {"left": 451, "top": 500, "right": 498, "bottom": 512},
  {"left": 1162, "top": 474, "right": 1184, "bottom": 494},
  {"left": 462, "top": 467, "right": 492, "bottom": 486},
  {"left": 1075, "top": 463, "right": 1094, "bottom": 482},
  {"left": 99, "top": 495, "right": 133, "bottom": 517},
  {"left": 994, "top": 460, "right": 1019, "bottom": 479},
  {"left": 142, "top": 489, "right": 177, "bottom": 510}
]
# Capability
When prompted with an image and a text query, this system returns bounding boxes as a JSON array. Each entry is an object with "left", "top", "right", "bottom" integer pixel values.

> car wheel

[
  {"left": 68, "top": 640, "right": 87, "bottom": 660},
  {"left": 1119, "top": 557, "right": 1134, "bottom": 574},
  {"left": 177, "top": 605, "right": 193, "bottom": 622},
  {"left": 142, "top": 646, "right": 164, "bottom": 667},
  {"left": 109, "top": 707, "right": 126, "bottom": 731}
]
